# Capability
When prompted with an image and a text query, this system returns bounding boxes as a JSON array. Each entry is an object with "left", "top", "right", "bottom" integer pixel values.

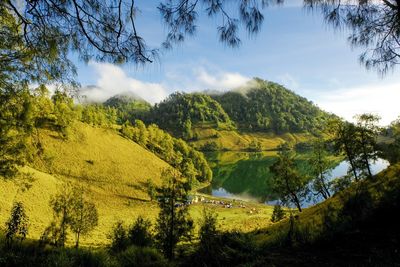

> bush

[
  {"left": 5, "top": 202, "right": 29, "bottom": 246},
  {"left": 127, "top": 216, "right": 153, "bottom": 247},
  {"left": 117, "top": 246, "right": 167, "bottom": 267},
  {"left": 200, "top": 141, "right": 219, "bottom": 151},
  {"left": 108, "top": 221, "right": 129, "bottom": 253},
  {"left": 271, "top": 204, "right": 285, "bottom": 223}
]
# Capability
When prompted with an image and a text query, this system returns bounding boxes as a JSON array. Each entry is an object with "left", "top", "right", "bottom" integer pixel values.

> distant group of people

[{"left": 172, "top": 195, "right": 260, "bottom": 214}]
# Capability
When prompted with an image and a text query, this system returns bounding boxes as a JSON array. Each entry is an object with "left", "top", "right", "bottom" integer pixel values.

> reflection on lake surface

[{"left": 199, "top": 151, "right": 390, "bottom": 206}]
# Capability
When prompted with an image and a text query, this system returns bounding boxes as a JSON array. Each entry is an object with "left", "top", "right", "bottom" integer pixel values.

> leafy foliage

[
  {"left": 308, "top": 139, "right": 333, "bottom": 200},
  {"left": 42, "top": 185, "right": 98, "bottom": 247},
  {"left": 270, "top": 143, "right": 309, "bottom": 212},
  {"left": 328, "top": 114, "right": 381, "bottom": 181},
  {"left": 121, "top": 120, "right": 212, "bottom": 183},
  {"left": 271, "top": 204, "right": 285, "bottom": 223},
  {"left": 0, "top": 88, "right": 34, "bottom": 177},
  {"left": 305, "top": 0, "right": 400, "bottom": 74},
  {"left": 103, "top": 94, "right": 151, "bottom": 124},
  {"left": 149, "top": 92, "right": 234, "bottom": 138},
  {"left": 5, "top": 202, "right": 29, "bottom": 245},
  {"left": 379, "top": 116, "right": 400, "bottom": 164},
  {"left": 108, "top": 221, "right": 129, "bottom": 253},
  {"left": 78, "top": 104, "right": 118, "bottom": 127},
  {"left": 155, "top": 169, "right": 193, "bottom": 259},
  {"left": 69, "top": 189, "right": 99, "bottom": 248},
  {"left": 127, "top": 216, "right": 153, "bottom": 248},
  {"left": 211, "top": 78, "right": 335, "bottom": 134}
]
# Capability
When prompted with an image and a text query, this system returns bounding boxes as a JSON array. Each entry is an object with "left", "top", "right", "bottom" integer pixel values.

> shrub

[
  {"left": 127, "top": 216, "right": 153, "bottom": 247},
  {"left": 271, "top": 204, "right": 285, "bottom": 223},
  {"left": 5, "top": 202, "right": 29, "bottom": 246},
  {"left": 117, "top": 246, "right": 167, "bottom": 267},
  {"left": 108, "top": 221, "right": 129, "bottom": 253}
]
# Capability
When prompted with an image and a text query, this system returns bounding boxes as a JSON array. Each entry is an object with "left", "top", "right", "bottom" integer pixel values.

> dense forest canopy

[
  {"left": 211, "top": 78, "right": 335, "bottom": 134},
  {"left": 103, "top": 94, "right": 151, "bottom": 124},
  {"left": 148, "top": 92, "right": 234, "bottom": 138}
]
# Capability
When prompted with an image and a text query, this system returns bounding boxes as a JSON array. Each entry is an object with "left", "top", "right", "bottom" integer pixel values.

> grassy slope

[
  {"left": 0, "top": 122, "right": 274, "bottom": 246},
  {"left": 248, "top": 163, "right": 400, "bottom": 266},
  {"left": 191, "top": 124, "right": 312, "bottom": 151},
  {"left": 1, "top": 122, "right": 169, "bottom": 246}
]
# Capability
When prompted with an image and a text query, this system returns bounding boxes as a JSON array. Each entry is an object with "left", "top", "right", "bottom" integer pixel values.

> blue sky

[{"left": 75, "top": 1, "right": 400, "bottom": 125}]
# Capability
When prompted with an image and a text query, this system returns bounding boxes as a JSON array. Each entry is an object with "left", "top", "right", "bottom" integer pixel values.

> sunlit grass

[{"left": 0, "top": 122, "right": 274, "bottom": 247}]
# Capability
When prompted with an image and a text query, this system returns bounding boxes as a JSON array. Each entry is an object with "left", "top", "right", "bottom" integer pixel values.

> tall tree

[
  {"left": 328, "top": 118, "right": 360, "bottom": 181},
  {"left": 69, "top": 188, "right": 99, "bottom": 248},
  {"left": 46, "top": 185, "right": 78, "bottom": 247},
  {"left": 308, "top": 139, "right": 332, "bottom": 200},
  {"left": 354, "top": 113, "right": 381, "bottom": 179},
  {"left": 155, "top": 168, "right": 193, "bottom": 260},
  {"left": 51, "top": 90, "right": 76, "bottom": 138},
  {"left": 0, "top": 88, "right": 34, "bottom": 177},
  {"left": 5, "top": 201, "right": 29, "bottom": 246},
  {"left": 270, "top": 143, "right": 308, "bottom": 212}
]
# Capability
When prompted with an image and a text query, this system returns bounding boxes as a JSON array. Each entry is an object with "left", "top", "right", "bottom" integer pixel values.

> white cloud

[
  {"left": 164, "top": 66, "right": 250, "bottom": 93},
  {"left": 80, "top": 62, "right": 168, "bottom": 104},
  {"left": 80, "top": 63, "right": 250, "bottom": 104},
  {"left": 313, "top": 81, "right": 400, "bottom": 126},
  {"left": 194, "top": 67, "right": 250, "bottom": 91}
]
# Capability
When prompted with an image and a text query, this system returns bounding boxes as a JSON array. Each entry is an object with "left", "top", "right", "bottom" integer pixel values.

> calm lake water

[{"left": 199, "top": 151, "right": 389, "bottom": 206}]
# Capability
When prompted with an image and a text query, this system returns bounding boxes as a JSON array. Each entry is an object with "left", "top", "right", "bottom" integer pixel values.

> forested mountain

[
  {"left": 211, "top": 78, "right": 335, "bottom": 134},
  {"left": 103, "top": 94, "right": 151, "bottom": 124},
  {"left": 139, "top": 79, "right": 335, "bottom": 144},
  {"left": 148, "top": 92, "right": 234, "bottom": 139}
]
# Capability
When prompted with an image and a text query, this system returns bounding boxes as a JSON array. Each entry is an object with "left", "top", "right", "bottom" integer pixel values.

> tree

[
  {"left": 0, "top": 88, "right": 34, "bottom": 178},
  {"left": 45, "top": 185, "right": 78, "bottom": 247},
  {"left": 155, "top": 168, "right": 193, "bottom": 260},
  {"left": 51, "top": 90, "right": 76, "bottom": 138},
  {"left": 354, "top": 114, "right": 381, "bottom": 179},
  {"left": 69, "top": 189, "right": 99, "bottom": 248},
  {"left": 308, "top": 139, "right": 332, "bottom": 200},
  {"left": 108, "top": 221, "right": 129, "bottom": 253},
  {"left": 1, "top": 0, "right": 282, "bottom": 85},
  {"left": 271, "top": 204, "right": 285, "bottom": 222},
  {"left": 5, "top": 202, "right": 29, "bottom": 246},
  {"left": 305, "top": 0, "right": 400, "bottom": 74},
  {"left": 146, "top": 178, "right": 157, "bottom": 201},
  {"left": 128, "top": 216, "right": 153, "bottom": 247},
  {"left": 197, "top": 208, "right": 219, "bottom": 263},
  {"left": 328, "top": 118, "right": 360, "bottom": 181},
  {"left": 198, "top": 208, "right": 218, "bottom": 248},
  {"left": 270, "top": 143, "right": 308, "bottom": 212},
  {"left": 249, "top": 139, "right": 263, "bottom": 152}
]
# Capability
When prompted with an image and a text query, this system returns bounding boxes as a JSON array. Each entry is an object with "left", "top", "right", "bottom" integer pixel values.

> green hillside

[
  {"left": 148, "top": 92, "right": 234, "bottom": 139},
  {"left": 211, "top": 78, "right": 335, "bottom": 134},
  {"left": 103, "top": 94, "right": 151, "bottom": 124},
  {"left": 140, "top": 79, "right": 334, "bottom": 151},
  {"left": 0, "top": 122, "right": 274, "bottom": 246},
  {"left": 0, "top": 122, "right": 170, "bottom": 246}
]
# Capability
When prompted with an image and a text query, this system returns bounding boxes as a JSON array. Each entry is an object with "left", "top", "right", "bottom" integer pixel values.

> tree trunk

[
  {"left": 75, "top": 231, "right": 80, "bottom": 248},
  {"left": 344, "top": 142, "right": 358, "bottom": 181},
  {"left": 292, "top": 193, "right": 302, "bottom": 212}
]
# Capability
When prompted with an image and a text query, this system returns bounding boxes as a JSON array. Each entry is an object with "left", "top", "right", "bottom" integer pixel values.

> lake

[{"left": 199, "top": 151, "right": 390, "bottom": 206}]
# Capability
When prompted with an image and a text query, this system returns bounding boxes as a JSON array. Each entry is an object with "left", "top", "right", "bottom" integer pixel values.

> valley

[{"left": 1, "top": 78, "right": 398, "bottom": 266}]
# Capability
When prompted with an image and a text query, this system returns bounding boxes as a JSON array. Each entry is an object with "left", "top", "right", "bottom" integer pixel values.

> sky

[{"left": 74, "top": 1, "right": 400, "bottom": 126}]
